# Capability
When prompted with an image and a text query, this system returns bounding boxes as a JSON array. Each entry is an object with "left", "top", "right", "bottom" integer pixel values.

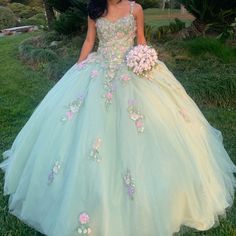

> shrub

[
  {"left": 149, "top": 19, "right": 186, "bottom": 41},
  {"left": 53, "top": 7, "right": 87, "bottom": 35},
  {"left": 20, "top": 13, "right": 47, "bottom": 27},
  {"left": 44, "top": 56, "right": 76, "bottom": 80},
  {"left": 0, "top": 6, "right": 17, "bottom": 30},
  {"left": 19, "top": 44, "right": 58, "bottom": 66},
  {"left": 136, "top": 0, "right": 159, "bottom": 9},
  {"left": 49, "top": 0, "right": 88, "bottom": 35},
  {"left": 0, "top": 0, "right": 9, "bottom": 6},
  {"left": 177, "top": 0, "right": 236, "bottom": 35},
  {"left": 8, "top": 2, "right": 43, "bottom": 19},
  {"left": 184, "top": 37, "right": 236, "bottom": 63}
]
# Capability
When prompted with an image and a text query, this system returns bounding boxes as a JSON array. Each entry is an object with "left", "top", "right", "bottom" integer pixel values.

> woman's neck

[{"left": 108, "top": 0, "right": 122, "bottom": 6}]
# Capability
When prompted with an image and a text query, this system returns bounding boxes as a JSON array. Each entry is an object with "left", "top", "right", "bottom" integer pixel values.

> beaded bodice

[{"left": 95, "top": 9, "right": 136, "bottom": 63}]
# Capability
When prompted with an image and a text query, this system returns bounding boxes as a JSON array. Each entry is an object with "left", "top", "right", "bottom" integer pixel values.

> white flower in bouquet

[{"left": 126, "top": 45, "right": 158, "bottom": 80}]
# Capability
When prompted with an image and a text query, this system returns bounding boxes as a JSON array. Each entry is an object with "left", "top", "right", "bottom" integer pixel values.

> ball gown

[{"left": 1, "top": 2, "right": 236, "bottom": 236}]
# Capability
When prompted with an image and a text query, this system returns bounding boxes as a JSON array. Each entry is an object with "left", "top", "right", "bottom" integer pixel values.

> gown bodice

[{"left": 95, "top": 12, "right": 137, "bottom": 63}]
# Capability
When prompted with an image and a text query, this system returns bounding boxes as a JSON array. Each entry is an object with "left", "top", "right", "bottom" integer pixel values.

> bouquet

[{"left": 126, "top": 45, "right": 158, "bottom": 80}]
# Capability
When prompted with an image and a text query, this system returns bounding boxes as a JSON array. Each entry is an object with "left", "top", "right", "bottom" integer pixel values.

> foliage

[
  {"left": 135, "top": 0, "right": 159, "bottom": 9},
  {"left": 17, "top": 31, "right": 84, "bottom": 79},
  {"left": 177, "top": 0, "right": 236, "bottom": 25},
  {"left": 19, "top": 13, "right": 46, "bottom": 27},
  {"left": 215, "top": 20, "right": 236, "bottom": 41},
  {"left": 164, "top": 38, "right": 236, "bottom": 107},
  {"left": 145, "top": 18, "right": 186, "bottom": 42},
  {"left": 164, "top": 0, "right": 180, "bottom": 9},
  {"left": 0, "top": 0, "right": 9, "bottom": 6},
  {"left": 7, "top": 2, "right": 43, "bottom": 18},
  {"left": 53, "top": 7, "right": 87, "bottom": 35},
  {"left": 48, "top": 0, "right": 87, "bottom": 35},
  {"left": 0, "top": 6, "right": 17, "bottom": 29},
  {"left": 184, "top": 37, "right": 236, "bottom": 63}
]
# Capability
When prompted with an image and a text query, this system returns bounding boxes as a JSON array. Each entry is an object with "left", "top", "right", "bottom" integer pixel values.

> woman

[{"left": 1, "top": 0, "right": 236, "bottom": 235}]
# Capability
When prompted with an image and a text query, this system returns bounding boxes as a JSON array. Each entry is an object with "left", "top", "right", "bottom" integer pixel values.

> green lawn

[
  {"left": 0, "top": 33, "right": 54, "bottom": 236},
  {"left": 0, "top": 31, "right": 236, "bottom": 236},
  {"left": 144, "top": 8, "right": 193, "bottom": 28}
]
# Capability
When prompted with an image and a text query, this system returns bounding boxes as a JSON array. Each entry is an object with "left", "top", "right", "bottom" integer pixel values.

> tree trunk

[
  {"left": 43, "top": 0, "right": 55, "bottom": 29},
  {"left": 162, "top": 0, "right": 166, "bottom": 10},
  {"left": 180, "top": 4, "right": 186, "bottom": 14}
]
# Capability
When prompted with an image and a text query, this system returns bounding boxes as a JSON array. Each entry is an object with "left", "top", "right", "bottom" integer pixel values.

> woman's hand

[
  {"left": 133, "top": 3, "right": 147, "bottom": 45},
  {"left": 77, "top": 16, "right": 96, "bottom": 64}
]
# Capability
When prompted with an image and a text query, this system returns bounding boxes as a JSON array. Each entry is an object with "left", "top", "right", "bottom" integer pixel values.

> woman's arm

[
  {"left": 77, "top": 16, "right": 96, "bottom": 64},
  {"left": 133, "top": 3, "right": 147, "bottom": 45}
]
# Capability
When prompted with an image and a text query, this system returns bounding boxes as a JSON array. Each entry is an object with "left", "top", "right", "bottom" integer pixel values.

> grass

[
  {"left": 0, "top": 29, "right": 236, "bottom": 236},
  {"left": 0, "top": 32, "right": 54, "bottom": 235},
  {"left": 144, "top": 8, "right": 194, "bottom": 29}
]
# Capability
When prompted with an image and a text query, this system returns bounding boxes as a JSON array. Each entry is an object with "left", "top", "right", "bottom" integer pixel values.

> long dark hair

[{"left": 88, "top": 0, "right": 122, "bottom": 20}]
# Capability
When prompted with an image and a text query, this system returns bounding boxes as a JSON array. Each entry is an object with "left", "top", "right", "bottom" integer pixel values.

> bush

[
  {"left": 20, "top": 13, "right": 46, "bottom": 27},
  {"left": 184, "top": 37, "right": 236, "bottom": 63},
  {"left": 44, "top": 56, "right": 76, "bottom": 80},
  {"left": 177, "top": 0, "right": 236, "bottom": 26},
  {"left": 53, "top": 7, "right": 87, "bottom": 35},
  {"left": 136, "top": 0, "right": 159, "bottom": 9},
  {"left": 0, "top": 6, "right": 17, "bottom": 30},
  {"left": 18, "top": 32, "right": 85, "bottom": 80},
  {"left": 146, "top": 19, "right": 186, "bottom": 41},
  {"left": 19, "top": 44, "right": 58, "bottom": 66},
  {"left": 8, "top": 2, "right": 43, "bottom": 19},
  {"left": 49, "top": 0, "right": 88, "bottom": 35},
  {"left": 0, "top": 0, "right": 9, "bottom": 6}
]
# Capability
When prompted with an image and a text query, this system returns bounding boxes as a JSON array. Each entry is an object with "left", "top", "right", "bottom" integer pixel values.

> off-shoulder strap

[{"left": 130, "top": 1, "right": 135, "bottom": 15}]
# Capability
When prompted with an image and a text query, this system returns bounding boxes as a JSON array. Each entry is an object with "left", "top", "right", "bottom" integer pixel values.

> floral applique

[
  {"left": 48, "top": 161, "right": 61, "bottom": 184},
  {"left": 102, "top": 78, "right": 117, "bottom": 108},
  {"left": 76, "top": 53, "right": 97, "bottom": 71},
  {"left": 77, "top": 212, "right": 92, "bottom": 235},
  {"left": 60, "top": 93, "right": 85, "bottom": 123},
  {"left": 90, "top": 137, "right": 102, "bottom": 163},
  {"left": 127, "top": 99, "right": 145, "bottom": 133},
  {"left": 179, "top": 108, "right": 191, "bottom": 122},
  {"left": 90, "top": 69, "right": 99, "bottom": 79},
  {"left": 77, "top": 61, "right": 87, "bottom": 70},
  {"left": 123, "top": 169, "right": 135, "bottom": 200},
  {"left": 120, "top": 74, "right": 131, "bottom": 85}
]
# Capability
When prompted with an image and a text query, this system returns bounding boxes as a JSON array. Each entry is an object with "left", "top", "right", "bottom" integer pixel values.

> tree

[
  {"left": 177, "top": 0, "right": 236, "bottom": 33},
  {"left": 48, "top": 0, "right": 87, "bottom": 34},
  {"left": 42, "top": 0, "right": 55, "bottom": 29}
]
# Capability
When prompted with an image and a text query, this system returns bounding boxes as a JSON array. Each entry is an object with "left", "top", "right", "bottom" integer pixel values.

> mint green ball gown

[{"left": 1, "top": 2, "right": 236, "bottom": 236}]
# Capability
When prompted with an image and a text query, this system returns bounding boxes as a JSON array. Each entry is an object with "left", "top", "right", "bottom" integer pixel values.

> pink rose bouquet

[{"left": 126, "top": 45, "right": 158, "bottom": 80}]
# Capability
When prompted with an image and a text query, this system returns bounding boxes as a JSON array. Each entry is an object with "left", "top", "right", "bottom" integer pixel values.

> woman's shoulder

[{"left": 131, "top": 1, "right": 143, "bottom": 13}]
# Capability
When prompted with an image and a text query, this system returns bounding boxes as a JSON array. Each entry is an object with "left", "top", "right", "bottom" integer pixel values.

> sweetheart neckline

[{"left": 98, "top": 14, "right": 134, "bottom": 24}]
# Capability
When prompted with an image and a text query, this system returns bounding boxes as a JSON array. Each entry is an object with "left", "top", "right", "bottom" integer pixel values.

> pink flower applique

[
  {"left": 77, "top": 61, "right": 87, "bottom": 70},
  {"left": 102, "top": 80, "right": 117, "bottom": 108},
  {"left": 90, "top": 137, "right": 102, "bottom": 163},
  {"left": 77, "top": 212, "right": 92, "bottom": 235},
  {"left": 120, "top": 74, "right": 131, "bottom": 85},
  {"left": 127, "top": 99, "right": 145, "bottom": 133},
  {"left": 90, "top": 69, "right": 99, "bottom": 78},
  {"left": 61, "top": 93, "right": 85, "bottom": 123}
]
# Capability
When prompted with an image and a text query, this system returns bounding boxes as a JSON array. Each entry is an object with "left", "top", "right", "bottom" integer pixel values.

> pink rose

[
  {"left": 66, "top": 111, "right": 73, "bottom": 120},
  {"left": 106, "top": 92, "right": 113, "bottom": 100},
  {"left": 79, "top": 212, "right": 90, "bottom": 224},
  {"left": 135, "top": 120, "right": 143, "bottom": 128}
]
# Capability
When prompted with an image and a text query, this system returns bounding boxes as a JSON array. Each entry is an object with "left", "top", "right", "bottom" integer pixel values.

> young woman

[{"left": 1, "top": 0, "right": 236, "bottom": 235}]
